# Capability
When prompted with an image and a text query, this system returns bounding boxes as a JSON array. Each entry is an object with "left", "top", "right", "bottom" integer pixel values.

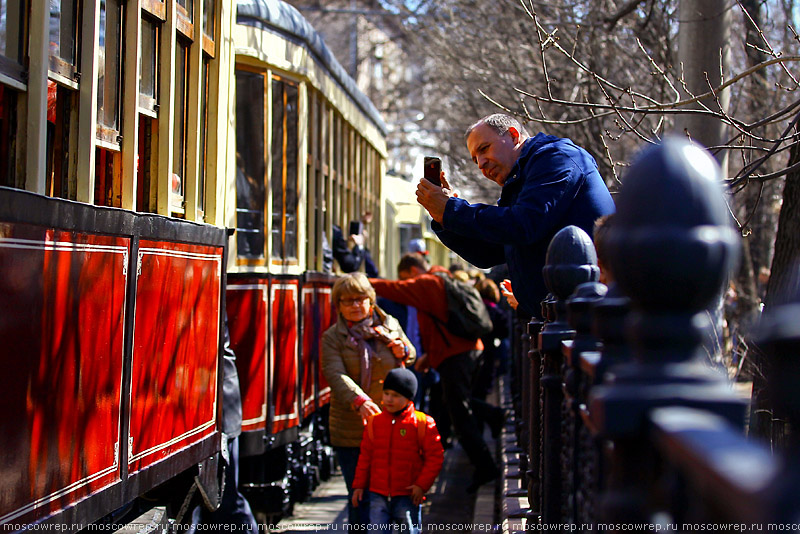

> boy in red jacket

[{"left": 351, "top": 368, "right": 444, "bottom": 533}]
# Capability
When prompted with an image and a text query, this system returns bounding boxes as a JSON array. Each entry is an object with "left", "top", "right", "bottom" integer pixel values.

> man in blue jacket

[{"left": 416, "top": 114, "right": 615, "bottom": 318}]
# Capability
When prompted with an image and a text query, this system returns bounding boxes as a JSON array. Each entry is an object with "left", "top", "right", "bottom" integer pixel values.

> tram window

[
  {"left": 136, "top": 115, "right": 157, "bottom": 213},
  {"left": 139, "top": 16, "right": 159, "bottom": 113},
  {"left": 177, "top": 0, "right": 193, "bottom": 23},
  {"left": 0, "top": 85, "right": 17, "bottom": 188},
  {"left": 48, "top": 0, "right": 80, "bottom": 80},
  {"left": 332, "top": 114, "right": 341, "bottom": 226},
  {"left": 45, "top": 81, "right": 75, "bottom": 199},
  {"left": 271, "top": 76, "right": 299, "bottom": 262},
  {"left": 97, "top": 0, "right": 124, "bottom": 144},
  {"left": 235, "top": 70, "right": 266, "bottom": 260},
  {"left": 202, "top": 0, "right": 215, "bottom": 42},
  {"left": 0, "top": 0, "right": 25, "bottom": 82},
  {"left": 94, "top": 147, "right": 120, "bottom": 207},
  {"left": 172, "top": 38, "right": 190, "bottom": 211},
  {"left": 197, "top": 57, "right": 209, "bottom": 217}
]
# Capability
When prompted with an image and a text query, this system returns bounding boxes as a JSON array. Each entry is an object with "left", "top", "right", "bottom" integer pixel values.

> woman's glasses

[{"left": 340, "top": 296, "right": 370, "bottom": 306}]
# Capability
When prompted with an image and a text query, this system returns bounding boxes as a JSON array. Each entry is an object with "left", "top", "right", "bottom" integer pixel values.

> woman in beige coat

[{"left": 321, "top": 272, "right": 415, "bottom": 525}]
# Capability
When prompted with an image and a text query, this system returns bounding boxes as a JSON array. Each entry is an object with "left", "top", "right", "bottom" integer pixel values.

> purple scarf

[{"left": 347, "top": 313, "right": 396, "bottom": 392}]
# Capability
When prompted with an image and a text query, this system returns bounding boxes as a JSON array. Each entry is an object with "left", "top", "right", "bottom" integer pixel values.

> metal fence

[{"left": 507, "top": 138, "right": 800, "bottom": 531}]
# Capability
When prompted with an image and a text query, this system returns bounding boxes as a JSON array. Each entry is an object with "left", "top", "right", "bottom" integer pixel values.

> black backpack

[{"left": 430, "top": 272, "right": 493, "bottom": 342}]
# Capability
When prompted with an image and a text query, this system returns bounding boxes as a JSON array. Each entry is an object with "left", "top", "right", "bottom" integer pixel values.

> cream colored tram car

[{"left": 223, "top": 0, "right": 389, "bottom": 518}]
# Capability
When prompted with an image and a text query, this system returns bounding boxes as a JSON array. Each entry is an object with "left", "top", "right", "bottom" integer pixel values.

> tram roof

[{"left": 237, "top": 0, "right": 389, "bottom": 137}]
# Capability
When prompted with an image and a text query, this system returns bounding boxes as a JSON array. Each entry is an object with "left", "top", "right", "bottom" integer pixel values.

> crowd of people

[
  {"left": 198, "top": 112, "right": 615, "bottom": 533},
  {"left": 314, "top": 112, "right": 615, "bottom": 532}
]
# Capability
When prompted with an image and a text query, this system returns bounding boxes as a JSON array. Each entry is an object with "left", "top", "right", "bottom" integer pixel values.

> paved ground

[{"left": 271, "top": 391, "right": 503, "bottom": 533}]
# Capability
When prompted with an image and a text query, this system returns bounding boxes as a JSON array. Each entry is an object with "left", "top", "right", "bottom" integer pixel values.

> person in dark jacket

[
  {"left": 473, "top": 278, "right": 510, "bottom": 399},
  {"left": 416, "top": 113, "right": 615, "bottom": 318},
  {"left": 327, "top": 216, "right": 379, "bottom": 277}
]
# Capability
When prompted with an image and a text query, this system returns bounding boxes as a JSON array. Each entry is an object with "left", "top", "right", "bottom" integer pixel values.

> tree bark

[
  {"left": 765, "top": 140, "right": 800, "bottom": 308},
  {"left": 750, "top": 124, "right": 800, "bottom": 444},
  {"left": 674, "top": 0, "right": 731, "bottom": 170}
]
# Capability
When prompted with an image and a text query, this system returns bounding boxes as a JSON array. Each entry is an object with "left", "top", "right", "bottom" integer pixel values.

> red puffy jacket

[{"left": 352, "top": 403, "right": 444, "bottom": 497}]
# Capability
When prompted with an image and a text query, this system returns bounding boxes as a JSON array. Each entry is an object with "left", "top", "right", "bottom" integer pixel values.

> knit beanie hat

[{"left": 383, "top": 368, "right": 418, "bottom": 401}]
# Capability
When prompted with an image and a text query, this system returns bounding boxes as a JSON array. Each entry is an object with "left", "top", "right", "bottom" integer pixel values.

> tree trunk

[
  {"left": 765, "top": 141, "right": 800, "bottom": 307},
  {"left": 735, "top": 0, "right": 773, "bottom": 383},
  {"left": 674, "top": 0, "right": 731, "bottom": 171},
  {"left": 736, "top": 0, "right": 777, "bottom": 321},
  {"left": 750, "top": 125, "right": 800, "bottom": 444}
]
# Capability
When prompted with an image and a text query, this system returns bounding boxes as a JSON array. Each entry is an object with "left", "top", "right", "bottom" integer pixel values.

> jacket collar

[
  {"left": 389, "top": 401, "right": 416, "bottom": 418},
  {"left": 503, "top": 136, "right": 537, "bottom": 190}
]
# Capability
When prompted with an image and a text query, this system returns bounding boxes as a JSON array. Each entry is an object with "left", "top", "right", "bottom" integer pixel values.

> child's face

[{"left": 382, "top": 389, "right": 410, "bottom": 412}]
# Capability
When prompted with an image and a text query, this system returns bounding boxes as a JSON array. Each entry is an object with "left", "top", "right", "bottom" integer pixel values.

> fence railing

[{"left": 509, "top": 138, "right": 800, "bottom": 530}]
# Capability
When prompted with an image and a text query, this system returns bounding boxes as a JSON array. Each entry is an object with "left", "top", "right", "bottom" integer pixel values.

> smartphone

[
  {"left": 349, "top": 220, "right": 363, "bottom": 236},
  {"left": 424, "top": 156, "right": 442, "bottom": 186}
]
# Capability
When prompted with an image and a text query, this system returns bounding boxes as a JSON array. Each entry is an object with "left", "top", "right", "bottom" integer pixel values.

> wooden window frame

[
  {"left": 142, "top": 0, "right": 166, "bottom": 20},
  {"left": 48, "top": 0, "right": 81, "bottom": 82},
  {"left": 0, "top": 0, "right": 28, "bottom": 85},
  {"left": 176, "top": 2, "right": 194, "bottom": 38},
  {"left": 270, "top": 74, "right": 300, "bottom": 267},
  {"left": 170, "top": 35, "right": 191, "bottom": 214},
  {"left": 138, "top": 13, "right": 160, "bottom": 115},
  {"left": 196, "top": 55, "right": 210, "bottom": 220},
  {"left": 95, "top": 0, "right": 125, "bottom": 148},
  {"left": 201, "top": 0, "right": 215, "bottom": 57},
  {"left": 234, "top": 64, "right": 268, "bottom": 266},
  {"left": 0, "top": 56, "right": 25, "bottom": 87}
]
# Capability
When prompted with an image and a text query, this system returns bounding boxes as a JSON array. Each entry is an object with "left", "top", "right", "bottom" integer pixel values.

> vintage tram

[
  {"left": 228, "top": 0, "right": 388, "bottom": 519},
  {"left": 0, "top": 0, "right": 388, "bottom": 529}
]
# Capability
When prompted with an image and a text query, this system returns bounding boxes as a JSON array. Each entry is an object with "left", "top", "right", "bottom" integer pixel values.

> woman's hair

[
  {"left": 453, "top": 270, "right": 470, "bottom": 283},
  {"left": 468, "top": 269, "right": 485, "bottom": 282},
  {"left": 475, "top": 278, "right": 500, "bottom": 303},
  {"left": 331, "top": 272, "right": 376, "bottom": 307},
  {"left": 449, "top": 262, "right": 466, "bottom": 275}
]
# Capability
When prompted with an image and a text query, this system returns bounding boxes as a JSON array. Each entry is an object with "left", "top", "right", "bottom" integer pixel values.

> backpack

[
  {"left": 367, "top": 411, "right": 427, "bottom": 453},
  {"left": 430, "top": 272, "right": 493, "bottom": 341}
]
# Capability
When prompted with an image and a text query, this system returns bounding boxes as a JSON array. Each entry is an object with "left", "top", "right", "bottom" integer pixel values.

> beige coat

[{"left": 321, "top": 307, "right": 415, "bottom": 447}]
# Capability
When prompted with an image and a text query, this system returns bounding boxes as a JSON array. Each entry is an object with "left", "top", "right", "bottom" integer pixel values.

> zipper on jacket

[{"left": 388, "top": 417, "right": 396, "bottom": 500}]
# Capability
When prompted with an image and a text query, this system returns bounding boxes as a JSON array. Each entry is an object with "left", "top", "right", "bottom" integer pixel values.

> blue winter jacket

[{"left": 432, "top": 134, "right": 616, "bottom": 317}]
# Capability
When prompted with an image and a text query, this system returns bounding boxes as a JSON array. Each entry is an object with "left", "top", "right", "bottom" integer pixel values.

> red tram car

[{"left": 0, "top": 0, "right": 388, "bottom": 529}]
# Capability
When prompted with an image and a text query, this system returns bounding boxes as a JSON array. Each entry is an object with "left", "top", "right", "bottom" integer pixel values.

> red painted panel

[
  {"left": 226, "top": 281, "right": 268, "bottom": 432},
  {"left": 0, "top": 225, "right": 126, "bottom": 525},
  {"left": 128, "top": 240, "right": 222, "bottom": 473},
  {"left": 301, "top": 288, "right": 316, "bottom": 419},
  {"left": 270, "top": 281, "right": 299, "bottom": 433},
  {"left": 317, "top": 287, "right": 335, "bottom": 406}
]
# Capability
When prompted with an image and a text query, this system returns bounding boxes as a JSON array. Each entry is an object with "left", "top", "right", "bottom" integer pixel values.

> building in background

[{"left": 285, "top": 0, "right": 452, "bottom": 268}]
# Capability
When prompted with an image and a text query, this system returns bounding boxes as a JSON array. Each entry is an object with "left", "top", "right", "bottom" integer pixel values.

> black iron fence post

[
  {"left": 575, "top": 285, "right": 630, "bottom": 527},
  {"left": 510, "top": 319, "right": 526, "bottom": 439},
  {"left": 588, "top": 138, "right": 744, "bottom": 525},
  {"left": 538, "top": 226, "right": 599, "bottom": 524},
  {"left": 562, "top": 282, "right": 606, "bottom": 526},
  {"left": 518, "top": 322, "right": 531, "bottom": 485},
  {"left": 525, "top": 314, "right": 545, "bottom": 522}
]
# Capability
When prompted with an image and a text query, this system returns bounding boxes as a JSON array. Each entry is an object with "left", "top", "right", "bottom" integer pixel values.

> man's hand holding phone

[
  {"left": 417, "top": 156, "right": 455, "bottom": 223},
  {"left": 424, "top": 156, "right": 442, "bottom": 186}
]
